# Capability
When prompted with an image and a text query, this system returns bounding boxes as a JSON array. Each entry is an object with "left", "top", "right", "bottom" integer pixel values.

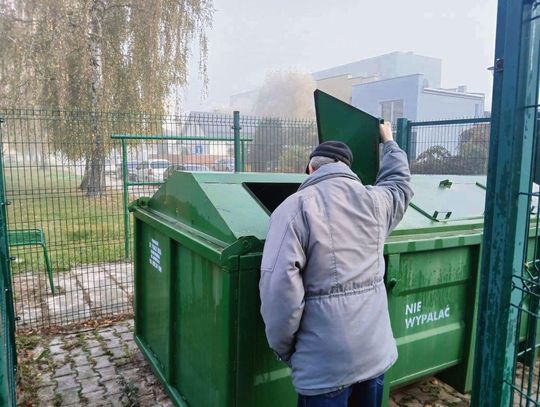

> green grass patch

[
  {"left": 4, "top": 166, "right": 82, "bottom": 192},
  {"left": 4, "top": 168, "right": 130, "bottom": 275},
  {"left": 16, "top": 335, "right": 42, "bottom": 351}
]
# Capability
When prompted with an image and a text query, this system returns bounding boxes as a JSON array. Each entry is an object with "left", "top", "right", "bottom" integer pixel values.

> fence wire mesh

[
  {"left": 0, "top": 108, "right": 491, "bottom": 329},
  {"left": 506, "top": 151, "right": 540, "bottom": 406},
  {"left": 506, "top": 1, "right": 540, "bottom": 407},
  {"left": 0, "top": 109, "right": 318, "bottom": 329},
  {"left": 408, "top": 118, "right": 491, "bottom": 176}
]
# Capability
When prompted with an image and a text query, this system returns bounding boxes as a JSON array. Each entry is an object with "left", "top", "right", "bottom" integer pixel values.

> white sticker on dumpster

[
  {"left": 404, "top": 301, "right": 450, "bottom": 329},
  {"left": 149, "top": 239, "right": 163, "bottom": 273}
]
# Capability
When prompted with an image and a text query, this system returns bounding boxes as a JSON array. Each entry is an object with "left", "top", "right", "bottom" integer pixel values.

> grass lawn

[{"left": 4, "top": 167, "right": 130, "bottom": 276}]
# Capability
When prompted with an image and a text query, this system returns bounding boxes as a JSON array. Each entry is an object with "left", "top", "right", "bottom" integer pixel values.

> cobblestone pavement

[
  {"left": 390, "top": 379, "right": 470, "bottom": 406},
  {"left": 17, "top": 319, "right": 171, "bottom": 406},
  {"left": 16, "top": 319, "right": 471, "bottom": 406}
]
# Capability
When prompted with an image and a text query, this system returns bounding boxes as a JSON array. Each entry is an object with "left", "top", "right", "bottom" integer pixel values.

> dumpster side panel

[
  {"left": 134, "top": 215, "right": 236, "bottom": 407},
  {"left": 172, "top": 247, "right": 236, "bottom": 406},
  {"left": 235, "top": 255, "right": 297, "bottom": 407},
  {"left": 136, "top": 223, "right": 172, "bottom": 376},
  {"left": 387, "top": 244, "right": 479, "bottom": 387},
  {"left": 436, "top": 244, "right": 482, "bottom": 393}
]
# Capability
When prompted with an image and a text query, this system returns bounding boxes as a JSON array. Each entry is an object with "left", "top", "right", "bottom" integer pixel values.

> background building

[
  {"left": 313, "top": 51, "right": 485, "bottom": 122},
  {"left": 351, "top": 74, "right": 485, "bottom": 122},
  {"left": 313, "top": 51, "right": 442, "bottom": 87},
  {"left": 312, "top": 74, "right": 376, "bottom": 105}
]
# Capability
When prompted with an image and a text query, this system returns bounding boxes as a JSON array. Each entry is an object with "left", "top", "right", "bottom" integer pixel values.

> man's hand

[{"left": 379, "top": 121, "right": 393, "bottom": 143}]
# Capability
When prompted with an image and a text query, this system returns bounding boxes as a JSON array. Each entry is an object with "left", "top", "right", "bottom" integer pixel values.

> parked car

[
  {"left": 163, "top": 164, "right": 210, "bottom": 180},
  {"left": 104, "top": 159, "right": 118, "bottom": 175},
  {"left": 212, "top": 158, "right": 235, "bottom": 172},
  {"left": 115, "top": 161, "right": 139, "bottom": 180},
  {"left": 134, "top": 159, "right": 171, "bottom": 182},
  {"left": 182, "top": 164, "right": 210, "bottom": 172}
]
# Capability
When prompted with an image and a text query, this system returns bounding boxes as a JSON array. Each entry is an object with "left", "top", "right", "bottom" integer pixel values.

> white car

[
  {"left": 104, "top": 159, "right": 118, "bottom": 175},
  {"left": 135, "top": 159, "right": 171, "bottom": 182},
  {"left": 181, "top": 164, "right": 210, "bottom": 172},
  {"left": 163, "top": 164, "right": 210, "bottom": 181}
]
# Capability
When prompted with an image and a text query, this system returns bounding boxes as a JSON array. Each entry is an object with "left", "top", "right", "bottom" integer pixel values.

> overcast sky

[{"left": 182, "top": 0, "right": 497, "bottom": 113}]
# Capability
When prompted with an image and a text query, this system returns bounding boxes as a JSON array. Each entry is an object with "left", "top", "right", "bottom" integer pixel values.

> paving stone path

[
  {"left": 17, "top": 320, "right": 171, "bottom": 407},
  {"left": 13, "top": 263, "right": 133, "bottom": 328},
  {"left": 16, "top": 319, "right": 471, "bottom": 406}
]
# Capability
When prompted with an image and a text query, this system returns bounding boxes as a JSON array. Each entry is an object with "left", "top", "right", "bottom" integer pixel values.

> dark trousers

[{"left": 297, "top": 374, "right": 384, "bottom": 407}]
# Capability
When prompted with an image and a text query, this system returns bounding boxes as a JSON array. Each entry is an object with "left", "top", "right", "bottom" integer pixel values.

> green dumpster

[
  {"left": 130, "top": 172, "right": 304, "bottom": 407},
  {"left": 130, "top": 169, "right": 492, "bottom": 406},
  {"left": 384, "top": 176, "right": 485, "bottom": 395}
]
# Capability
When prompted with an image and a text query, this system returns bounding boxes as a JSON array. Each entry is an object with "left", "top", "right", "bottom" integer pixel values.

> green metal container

[
  {"left": 130, "top": 172, "right": 304, "bottom": 407},
  {"left": 130, "top": 170, "right": 493, "bottom": 406},
  {"left": 384, "top": 176, "right": 486, "bottom": 396}
]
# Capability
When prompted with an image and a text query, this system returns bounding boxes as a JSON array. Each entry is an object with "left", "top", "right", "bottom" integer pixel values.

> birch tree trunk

[{"left": 80, "top": 0, "right": 105, "bottom": 196}]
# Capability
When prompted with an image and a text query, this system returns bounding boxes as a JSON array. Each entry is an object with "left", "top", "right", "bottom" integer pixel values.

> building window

[{"left": 380, "top": 100, "right": 404, "bottom": 123}]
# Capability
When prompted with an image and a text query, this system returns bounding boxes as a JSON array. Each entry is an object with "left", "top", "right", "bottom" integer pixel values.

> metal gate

[{"left": 473, "top": 0, "right": 540, "bottom": 405}]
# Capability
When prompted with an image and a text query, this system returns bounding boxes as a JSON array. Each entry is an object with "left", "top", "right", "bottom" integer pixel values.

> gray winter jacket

[{"left": 259, "top": 140, "right": 413, "bottom": 396}]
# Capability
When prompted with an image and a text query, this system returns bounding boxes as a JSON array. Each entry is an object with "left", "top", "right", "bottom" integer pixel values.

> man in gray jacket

[{"left": 259, "top": 122, "right": 413, "bottom": 407}]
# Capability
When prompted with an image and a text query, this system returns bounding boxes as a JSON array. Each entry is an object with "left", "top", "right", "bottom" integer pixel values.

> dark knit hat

[{"left": 306, "top": 141, "right": 353, "bottom": 174}]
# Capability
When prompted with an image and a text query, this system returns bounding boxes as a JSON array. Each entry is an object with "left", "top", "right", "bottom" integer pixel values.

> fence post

[
  {"left": 240, "top": 141, "right": 246, "bottom": 172},
  {"left": 0, "top": 117, "right": 17, "bottom": 407},
  {"left": 121, "top": 139, "right": 130, "bottom": 260},
  {"left": 396, "top": 118, "right": 410, "bottom": 157},
  {"left": 472, "top": 0, "right": 540, "bottom": 405},
  {"left": 233, "top": 111, "right": 242, "bottom": 172}
]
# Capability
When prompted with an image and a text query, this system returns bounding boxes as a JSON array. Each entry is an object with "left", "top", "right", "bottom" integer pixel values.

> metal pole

[
  {"left": 121, "top": 140, "right": 130, "bottom": 260},
  {"left": 395, "top": 118, "right": 410, "bottom": 156},
  {"left": 472, "top": 0, "right": 540, "bottom": 405},
  {"left": 233, "top": 111, "right": 241, "bottom": 172},
  {"left": 240, "top": 141, "right": 246, "bottom": 172},
  {"left": 112, "top": 134, "right": 252, "bottom": 142},
  {"left": 409, "top": 128, "right": 417, "bottom": 162}
]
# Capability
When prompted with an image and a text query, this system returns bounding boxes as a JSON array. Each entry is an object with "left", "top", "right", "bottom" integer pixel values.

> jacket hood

[{"left": 299, "top": 162, "right": 361, "bottom": 191}]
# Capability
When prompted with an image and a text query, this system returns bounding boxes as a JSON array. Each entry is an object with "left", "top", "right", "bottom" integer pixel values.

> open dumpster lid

[{"left": 314, "top": 89, "right": 381, "bottom": 185}]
